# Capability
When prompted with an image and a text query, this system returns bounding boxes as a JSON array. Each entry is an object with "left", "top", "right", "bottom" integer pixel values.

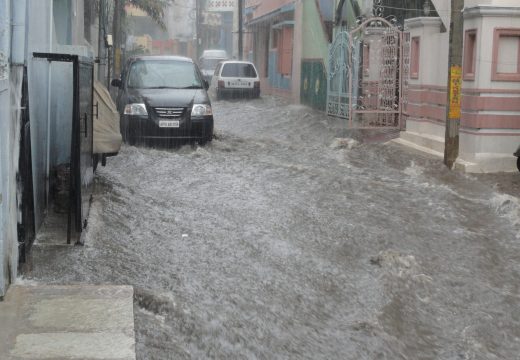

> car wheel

[{"left": 517, "top": 157, "right": 520, "bottom": 172}]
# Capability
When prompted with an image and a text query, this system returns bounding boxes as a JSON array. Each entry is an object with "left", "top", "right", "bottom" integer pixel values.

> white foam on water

[
  {"left": 15, "top": 276, "right": 40, "bottom": 286},
  {"left": 490, "top": 193, "right": 520, "bottom": 237},
  {"left": 403, "top": 161, "right": 423, "bottom": 178},
  {"left": 329, "top": 137, "right": 359, "bottom": 150}
]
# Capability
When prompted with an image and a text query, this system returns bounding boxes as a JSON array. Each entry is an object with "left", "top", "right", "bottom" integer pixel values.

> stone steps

[{"left": 0, "top": 285, "right": 136, "bottom": 360}]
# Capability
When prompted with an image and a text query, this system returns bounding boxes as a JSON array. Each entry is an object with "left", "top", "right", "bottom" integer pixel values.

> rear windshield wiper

[
  {"left": 182, "top": 85, "right": 203, "bottom": 89},
  {"left": 144, "top": 86, "right": 181, "bottom": 89}
]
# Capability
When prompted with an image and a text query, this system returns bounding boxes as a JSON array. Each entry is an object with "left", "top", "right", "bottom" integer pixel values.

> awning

[
  {"left": 246, "top": 3, "right": 295, "bottom": 26},
  {"left": 272, "top": 20, "right": 295, "bottom": 29}
]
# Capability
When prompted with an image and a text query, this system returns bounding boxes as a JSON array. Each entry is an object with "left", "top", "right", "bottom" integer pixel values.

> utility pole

[
  {"left": 444, "top": 0, "right": 465, "bottom": 168},
  {"left": 196, "top": 0, "right": 202, "bottom": 60},
  {"left": 97, "top": 0, "right": 106, "bottom": 84},
  {"left": 112, "top": 0, "right": 122, "bottom": 78},
  {"left": 238, "top": 0, "right": 243, "bottom": 60}
]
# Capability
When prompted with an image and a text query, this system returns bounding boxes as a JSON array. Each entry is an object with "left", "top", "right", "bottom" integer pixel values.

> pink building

[
  {"left": 397, "top": 0, "right": 520, "bottom": 172},
  {"left": 245, "top": 0, "right": 298, "bottom": 99}
]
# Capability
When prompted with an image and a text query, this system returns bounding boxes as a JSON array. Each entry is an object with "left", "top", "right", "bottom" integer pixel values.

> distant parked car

[
  {"left": 111, "top": 55, "right": 213, "bottom": 145},
  {"left": 210, "top": 60, "right": 260, "bottom": 100},
  {"left": 199, "top": 49, "right": 228, "bottom": 83}
]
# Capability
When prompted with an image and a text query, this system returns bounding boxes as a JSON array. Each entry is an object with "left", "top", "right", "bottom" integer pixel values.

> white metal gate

[{"left": 327, "top": 17, "right": 409, "bottom": 129}]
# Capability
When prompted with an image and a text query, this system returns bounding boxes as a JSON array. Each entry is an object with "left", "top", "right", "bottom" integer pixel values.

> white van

[
  {"left": 210, "top": 60, "right": 260, "bottom": 100},
  {"left": 199, "top": 49, "right": 228, "bottom": 82}
]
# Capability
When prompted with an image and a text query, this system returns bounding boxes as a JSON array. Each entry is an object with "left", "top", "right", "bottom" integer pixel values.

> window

[
  {"left": 492, "top": 28, "right": 520, "bottom": 81},
  {"left": 411, "top": 37, "right": 420, "bottom": 79},
  {"left": 278, "top": 27, "right": 293, "bottom": 76},
  {"left": 127, "top": 60, "right": 202, "bottom": 89},
  {"left": 221, "top": 63, "right": 258, "bottom": 78},
  {"left": 463, "top": 30, "right": 477, "bottom": 80}
]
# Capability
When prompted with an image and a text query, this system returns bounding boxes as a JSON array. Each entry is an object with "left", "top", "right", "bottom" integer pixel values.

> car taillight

[
  {"left": 218, "top": 80, "right": 225, "bottom": 88},
  {"left": 254, "top": 81, "right": 260, "bottom": 89}
]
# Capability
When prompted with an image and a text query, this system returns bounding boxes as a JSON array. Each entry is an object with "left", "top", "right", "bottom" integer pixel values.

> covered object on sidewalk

[{"left": 93, "top": 80, "right": 122, "bottom": 160}]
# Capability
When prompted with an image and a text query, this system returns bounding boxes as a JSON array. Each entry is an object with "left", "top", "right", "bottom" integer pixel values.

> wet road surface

[{"left": 26, "top": 96, "right": 520, "bottom": 359}]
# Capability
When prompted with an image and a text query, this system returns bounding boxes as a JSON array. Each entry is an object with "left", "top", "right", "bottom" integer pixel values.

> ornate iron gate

[
  {"left": 327, "top": 17, "right": 407, "bottom": 129},
  {"left": 327, "top": 31, "right": 350, "bottom": 119}
]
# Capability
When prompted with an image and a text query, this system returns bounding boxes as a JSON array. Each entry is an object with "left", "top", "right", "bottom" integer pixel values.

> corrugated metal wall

[
  {"left": 0, "top": 0, "right": 23, "bottom": 297},
  {"left": 27, "top": 0, "right": 53, "bottom": 231}
]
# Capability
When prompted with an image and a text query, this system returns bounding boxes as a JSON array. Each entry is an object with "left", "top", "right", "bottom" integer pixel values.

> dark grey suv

[{"left": 111, "top": 55, "right": 213, "bottom": 145}]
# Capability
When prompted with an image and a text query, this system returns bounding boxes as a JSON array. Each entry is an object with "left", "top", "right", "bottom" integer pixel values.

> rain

[
  {"left": 26, "top": 96, "right": 520, "bottom": 359},
  {"left": 5, "top": 0, "right": 520, "bottom": 359}
]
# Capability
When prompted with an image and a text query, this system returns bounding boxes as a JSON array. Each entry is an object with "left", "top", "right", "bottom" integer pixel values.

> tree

[
  {"left": 112, "top": 0, "right": 172, "bottom": 76},
  {"left": 126, "top": 0, "right": 172, "bottom": 29}
]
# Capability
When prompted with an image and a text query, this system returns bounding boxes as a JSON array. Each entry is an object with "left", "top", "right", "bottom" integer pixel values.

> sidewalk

[{"left": 0, "top": 284, "right": 136, "bottom": 360}]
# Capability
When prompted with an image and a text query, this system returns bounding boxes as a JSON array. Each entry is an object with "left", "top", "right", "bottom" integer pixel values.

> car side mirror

[
  {"left": 203, "top": 80, "right": 209, "bottom": 90},
  {"left": 111, "top": 79, "right": 122, "bottom": 88}
]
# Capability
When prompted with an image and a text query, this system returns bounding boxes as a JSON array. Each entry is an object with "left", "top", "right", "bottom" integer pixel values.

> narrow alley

[{"left": 25, "top": 96, "right": 520, "bottom": 360}]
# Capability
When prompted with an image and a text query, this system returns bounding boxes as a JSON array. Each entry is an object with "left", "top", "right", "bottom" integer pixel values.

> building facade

[
  {"left": 244, "top": 0, "right": 520, "bottom": 173},
  {"left": 399, "top": 0, "right": 520, "bottom": 172},
  {"left": 244, "top": 0, "right": 370, "bottom": 106},
  {"left": 0, "top": 0, "right": 99, "bottom": 296},
  {"left": 245, "top": 0, "right": 298, "bottom": 98}
]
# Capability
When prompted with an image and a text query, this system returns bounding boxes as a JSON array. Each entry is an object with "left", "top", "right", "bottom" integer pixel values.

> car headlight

[
  {"left": 124, "top": 103, "right": 148, "bottom": 116},
  {"left": 191, "top": 104, "right": 212, "bottom": 117}
]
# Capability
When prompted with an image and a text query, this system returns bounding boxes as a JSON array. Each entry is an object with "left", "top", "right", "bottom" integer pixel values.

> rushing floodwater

[{"left": 26, "top": 96, "right": 520, "bottom": 359}]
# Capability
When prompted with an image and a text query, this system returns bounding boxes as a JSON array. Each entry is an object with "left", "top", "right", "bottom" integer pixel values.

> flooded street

[{"left": 26, "top": 96, "right": 520, "bottom": 359}]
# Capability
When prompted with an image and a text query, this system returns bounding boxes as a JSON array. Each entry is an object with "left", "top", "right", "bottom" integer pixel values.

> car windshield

[
  {"left": 221, "top": 63, "right": 257, "bottom": 78},
  {"left": 127, "top": 60, "right": 203, "bottom": 89},
  {"left": 200, "top": 58, "right": 223, "bottom": 71}
]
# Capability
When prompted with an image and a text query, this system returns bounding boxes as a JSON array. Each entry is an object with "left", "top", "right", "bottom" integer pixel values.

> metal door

[
  {"left": 31, "top": 53, "right": 95, "bottom": 245},
  {"left": 78, "top": 61, "right": 94, "bottom": 234},
  {"left": 70, "top": 58, "right": 94, "bottom": 244},
  {"left": 327, "top": 17, "right": 405, "bottom": 129}
]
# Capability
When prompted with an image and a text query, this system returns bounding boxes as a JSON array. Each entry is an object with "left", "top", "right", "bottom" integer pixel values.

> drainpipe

[
  {"left": 10, "top": 0, "right": 26, "bottom": 65},
  {"left": 45, "top": 0, "right": 53, "bottom": 208},
  {"left": 98, "top": 0, "right": 106, "bottom": 84}
]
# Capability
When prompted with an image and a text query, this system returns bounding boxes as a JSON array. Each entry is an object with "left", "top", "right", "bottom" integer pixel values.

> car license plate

[
  {"left": 229, "top": 81, "right": 251, "bottom": 88},
  {"left": 159, "top": 120, "right": 180, "bottom": 128}
]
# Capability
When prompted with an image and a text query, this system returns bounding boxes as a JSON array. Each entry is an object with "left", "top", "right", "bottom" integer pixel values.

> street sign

[
  {"left": 206, "top": 0, "right": 235, "bottom": 12},
  {"left": 449, "top": 65, "right": 462, "bottom": 119}
]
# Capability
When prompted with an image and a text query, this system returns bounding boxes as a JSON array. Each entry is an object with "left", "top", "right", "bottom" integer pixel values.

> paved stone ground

[{"left": 0, "top": 285, "right": 136, "bottom": 360}]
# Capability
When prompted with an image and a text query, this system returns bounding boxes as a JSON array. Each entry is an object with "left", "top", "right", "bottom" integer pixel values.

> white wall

[
  {"left": 464, "top": 11, "right": 520, "bottom": 91},
  {"left": 465, "top": 0, "right": 520, "bottom": 7},
  {"left": 458, "top": 3, "right": 520, "bottom": 171},
  {"left": 431, "top": 0, "right": 450, "bottom": 29},
  {"left": 406, "top": 17, "right": 449, "bottom": 87},
  {"left": 166, "top": 0, "right": 196, "bottom": 42}
]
